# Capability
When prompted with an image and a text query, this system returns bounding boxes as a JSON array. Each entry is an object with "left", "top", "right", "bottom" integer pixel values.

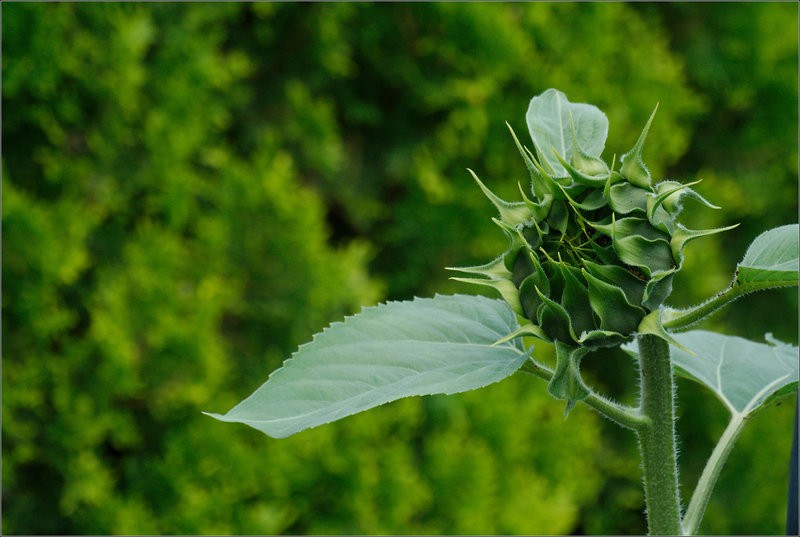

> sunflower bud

[{"left": 449, "top": 89, "right": 736, "bottom": 410}]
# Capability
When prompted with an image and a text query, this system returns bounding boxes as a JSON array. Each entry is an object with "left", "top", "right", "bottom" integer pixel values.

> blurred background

[{"left": 2, "top": 2, "right": 797, "bottom": 535}]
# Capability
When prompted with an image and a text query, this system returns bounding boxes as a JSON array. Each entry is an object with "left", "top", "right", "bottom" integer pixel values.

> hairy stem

[
  {"left": 681, "top": 414, "right": 747, "bottom": 535},
  {"left": 636, "top": 334, "right": 682, "bottom": 535},
  {"left": 662, "top": 279, "right": 797, "bottom": 332},
  {"left": 519, "top": 358, "right": 648, "bottom": 431}
]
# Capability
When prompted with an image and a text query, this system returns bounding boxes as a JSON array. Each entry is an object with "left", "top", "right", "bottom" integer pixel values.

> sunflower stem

[{"left": 635, "top": 334, "right": 683, "bottom": 535}]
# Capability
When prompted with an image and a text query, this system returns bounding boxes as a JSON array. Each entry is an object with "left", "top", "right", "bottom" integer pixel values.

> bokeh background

[{"left": 2, "top": 2, "right": 798, "bottom": 535}]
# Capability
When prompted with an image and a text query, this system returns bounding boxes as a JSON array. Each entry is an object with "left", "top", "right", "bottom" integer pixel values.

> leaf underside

[
  {"left": 205, "top": 294, "right": 529, "bottom": 438},
  {"left": 670, "top": 331, "right": 798, "bottom": 415}
]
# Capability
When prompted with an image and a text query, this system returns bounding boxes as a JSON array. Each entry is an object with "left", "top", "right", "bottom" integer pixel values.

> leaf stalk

[
  {"left": 681, "top": 414, "right": 747, "bottom": 535},
  {"left": 663, "top": 279, "right": 798, "bottom": 331},
  {"left": 519, "top": 358, "right": 648, "bottom": 431}
]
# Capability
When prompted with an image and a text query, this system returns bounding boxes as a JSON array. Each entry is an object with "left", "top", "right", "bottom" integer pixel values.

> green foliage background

[{"left": 2, "top": 3, "right": 797, "bottom": 535}]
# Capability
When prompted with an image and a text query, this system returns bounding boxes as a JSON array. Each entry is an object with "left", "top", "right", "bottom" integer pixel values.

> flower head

[{"left": 449, "top": 89, "right": 735, "bottom": 409}]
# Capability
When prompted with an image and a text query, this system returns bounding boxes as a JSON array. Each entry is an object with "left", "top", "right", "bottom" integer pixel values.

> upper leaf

[
  {"left": 526, "top": 89, "right": 609, "bottom": 178},
  {"left": 661, "top": 224, "right": 799, "bottom": 331},
  {"left": 668, "top": 331, "right": 797, "bottom": 416},
  {"left": 205, "top": 294, "right": 529, "bottom": 438},
  {"left": 738, "top": 224, "right": 799, "bottom": 285}
]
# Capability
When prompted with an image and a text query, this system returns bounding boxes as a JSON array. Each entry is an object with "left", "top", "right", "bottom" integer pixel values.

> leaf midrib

[
  {"left": 556, "top": 91, "right": 566, "bottom": 159},
  {"left": 229, "top": 357, "right": 526, "bottom": 426}
]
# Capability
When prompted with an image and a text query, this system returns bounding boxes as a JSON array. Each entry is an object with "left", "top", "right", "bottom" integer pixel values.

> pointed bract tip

[
  {"left": 637, "top": 310, "right": 696, "bottom": 356},
  {"left": 620, "top": 107, "right": 658, "bottom": 189},
  {"left": 470, "top": 169, "right": 533, "bottom": 226},
  {"left": 563, "top": 399, "right": 577, "bottom": 417}
]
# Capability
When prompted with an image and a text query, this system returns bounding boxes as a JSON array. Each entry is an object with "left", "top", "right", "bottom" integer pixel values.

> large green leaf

[
  {"left": 737, "top": 224, "right": 799, "bottom": 285},
  {"left": 526, "top": 88, "right": 609, "bottom": 177},
  {"left": 669, "top": 331, "right": 798, "bottom": 416},
  {"left": 205, "top": 294, "right": 529, "bottom": 438}
]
